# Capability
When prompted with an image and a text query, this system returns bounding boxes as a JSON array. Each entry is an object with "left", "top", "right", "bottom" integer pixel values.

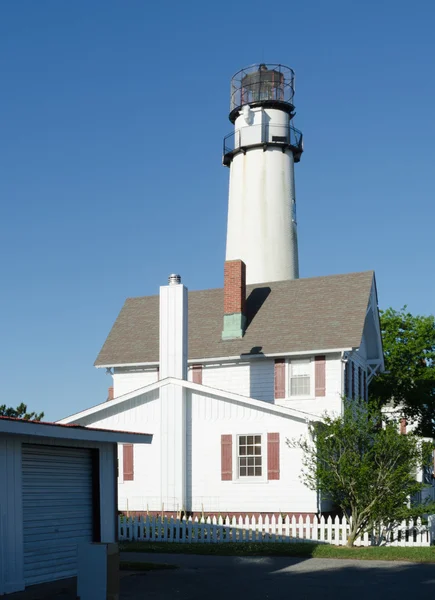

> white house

[
  {"left": 0, "top": 416, "right": 151, "bottom": 595},
  {"left": 59, "top": 63, "right": 384, "bottom": 518},
  {"left": 59, "top": 262, "right": 384, "bottom": 517}
]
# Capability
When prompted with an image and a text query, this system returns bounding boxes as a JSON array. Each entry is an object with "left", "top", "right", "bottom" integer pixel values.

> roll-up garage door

[{"left": 22, "top": 444, "right": 94, "bottom": 585}]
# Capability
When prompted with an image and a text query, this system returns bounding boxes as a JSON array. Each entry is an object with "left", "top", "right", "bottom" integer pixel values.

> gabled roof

[
  {"left": 58, "top": 377, "right": 318, "bottom": 426},
  {"left": 95, "top": 271, "right": 375, "bottom": 366},
  {"left": 0, "top": 416, "right": 152, "bottom": 444}
]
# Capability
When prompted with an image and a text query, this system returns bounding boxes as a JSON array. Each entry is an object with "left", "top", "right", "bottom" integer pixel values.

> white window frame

[
  {"left": 288, "top": 358, "right": 314, "bottom": 399},
  {"left": 234, "top": 433, "right": 267, "bottom": 482}
]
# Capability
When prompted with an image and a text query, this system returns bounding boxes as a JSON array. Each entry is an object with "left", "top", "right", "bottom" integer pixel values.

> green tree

[
  {"left": 289, "top": 399, "right": 433, "bottom": 547},
  {"left": 0, "top": 402, "right": 44, "bottom": 421},
  {"left": 370, "top": 307, "right": 435, "bottom": 436}
]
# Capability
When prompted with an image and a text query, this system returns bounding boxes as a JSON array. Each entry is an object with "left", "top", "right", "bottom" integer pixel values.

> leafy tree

[
  {"left": 0, "top": 402, "right": 44, "bottom": 421},
  {"left": 370, "top": 307, "right": 435, "bottom": 436},
  {"left": 289, "top": 399, "right": 434, "bottom": 547}
]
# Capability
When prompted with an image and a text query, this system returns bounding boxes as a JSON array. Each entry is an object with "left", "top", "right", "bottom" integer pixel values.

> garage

[
  {"left": 22, "top": 444, "right": 94, "bottom": 586},
  {"left": 0, "top": 416, "right": 152, "bottom": 595}
]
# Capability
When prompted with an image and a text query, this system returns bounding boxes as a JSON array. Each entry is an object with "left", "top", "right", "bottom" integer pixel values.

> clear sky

[{"left": 0, "top": 1, "right": 434, "bottom": 421}]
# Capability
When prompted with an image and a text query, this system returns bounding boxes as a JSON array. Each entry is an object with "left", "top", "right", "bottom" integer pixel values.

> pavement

[
  {"left": 5, "top": 552, "right": 435, "bottom": 599},
  {"left": 120, "top": 552, "right": 435, "bottom": 599}
]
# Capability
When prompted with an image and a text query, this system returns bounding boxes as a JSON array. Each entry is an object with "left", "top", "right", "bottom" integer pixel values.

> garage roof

[{"left": 0, "top": 416, "right": 152, "bottom": 444}]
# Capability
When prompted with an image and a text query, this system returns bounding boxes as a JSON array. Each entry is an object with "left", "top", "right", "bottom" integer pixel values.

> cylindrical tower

[{"left": 223, "top": 64, "right": 303, "bottom": 285}]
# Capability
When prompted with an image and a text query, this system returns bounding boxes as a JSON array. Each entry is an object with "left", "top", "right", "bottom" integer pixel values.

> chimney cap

[{"left": 168, "top": 274, "right": 181, "bottom": 285}]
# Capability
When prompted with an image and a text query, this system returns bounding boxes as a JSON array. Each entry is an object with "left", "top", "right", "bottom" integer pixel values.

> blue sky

[{"left": 0, "top": 1, "right": 434, "bottom": 421}]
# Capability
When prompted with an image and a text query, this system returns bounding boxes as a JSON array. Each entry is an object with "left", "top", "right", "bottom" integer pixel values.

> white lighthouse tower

[{"left": 223, "top": 64, "right": 303, "bottom": 285}]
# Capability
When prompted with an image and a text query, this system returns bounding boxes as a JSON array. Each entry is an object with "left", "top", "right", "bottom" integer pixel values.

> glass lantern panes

[
  {"left": 290, "top": 359, "right": 311, "bottom": 396},
  {"left": 238, "top": 435, "right": 262, "bottom": 477}
]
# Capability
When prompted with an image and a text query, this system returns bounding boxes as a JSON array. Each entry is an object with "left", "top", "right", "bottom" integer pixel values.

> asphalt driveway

[
  {"left": 6, "top": 553, "right": 435, "bottom": 599},
  {"left": 121, "top": 552, "right": 435, "bottom": 600}
]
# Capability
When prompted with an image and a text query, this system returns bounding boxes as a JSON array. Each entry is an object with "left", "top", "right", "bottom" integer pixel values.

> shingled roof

[{"left": 94, "top": 271, "right": 375, "bottom": 366}]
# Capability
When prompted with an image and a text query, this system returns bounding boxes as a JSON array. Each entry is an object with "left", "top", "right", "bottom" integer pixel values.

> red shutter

[
  {"left": 123, "top": 444, "right": 134, "bottom": 481},
  {"left": 267, "top": 433, "right": 280, "bottom": 480},
  {"left": 344, "top": 363, "right": 349, "bottom": 397},
  {"left": 192, "top": 364, "right": 202, "bottom": 384},
  {"left": 351, "top": 363, "right": 355, "bottom": 399},
  {"left": 221, "top": 435, "right": 232, "bottom": 481},
  {"left": 274, "top": 359, "right": 285, "bottom": 399},
  {"left": 315, "top": 355, "right": 326, "bottom": 396},
  {"left": 400, "top": 418, "right": 407, "bottom": 435}
]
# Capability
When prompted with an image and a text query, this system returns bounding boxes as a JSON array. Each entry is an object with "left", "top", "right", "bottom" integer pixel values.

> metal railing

[
  {"left": 230, "top": 64, "right": 295, "bottom": 114},
  {"left": 223, "top": 123, "right": 303, "bottom": 164}
]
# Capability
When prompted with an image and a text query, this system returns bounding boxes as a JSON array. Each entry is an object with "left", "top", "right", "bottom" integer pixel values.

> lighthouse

[{"left": 223, "top": 64, "right": 303, "bottom": 285}]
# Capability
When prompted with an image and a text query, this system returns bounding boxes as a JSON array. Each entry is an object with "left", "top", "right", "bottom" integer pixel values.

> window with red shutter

[
  {"left": 314, "top": 356, "right": 326, "bottom": 397},
  {"left": 123, "top": 444, "right": 134, "bottom": 481},
  {"left": 221, "top": 435, "right": 232, "bottom": 480},
  {"left": 274, "top": 359, "right": 285, "bottom": 399},
  {"left": 192, "top": 364, "right": 202, "bottom": 384},
  {"left": 267, "top": 433, "right": 280, "bottom": 480}
]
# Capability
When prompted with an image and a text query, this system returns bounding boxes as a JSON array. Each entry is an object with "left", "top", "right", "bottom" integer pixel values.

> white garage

[{"left": 0, "top": 416, "right": 152, "bottom": 595}]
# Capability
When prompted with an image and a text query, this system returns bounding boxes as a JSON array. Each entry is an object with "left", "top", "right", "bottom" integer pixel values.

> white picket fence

[{"left": 118, "top": 514, "right": 435, "bottom": 547}]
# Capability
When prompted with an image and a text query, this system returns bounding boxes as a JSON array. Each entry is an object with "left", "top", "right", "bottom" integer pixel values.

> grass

[
  {"left": 120, "top": 541, "right": 435, "bottom": 563},
  {"left": 120, "top": 560, "right": 178, "bottom": 571}
]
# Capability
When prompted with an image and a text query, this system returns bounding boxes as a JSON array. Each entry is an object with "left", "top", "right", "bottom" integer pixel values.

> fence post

[{"left": 257, "top": 515, "right": 263, "bottom": 543}]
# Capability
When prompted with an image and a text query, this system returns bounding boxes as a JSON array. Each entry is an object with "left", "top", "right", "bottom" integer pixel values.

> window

[
  {"left": 290, "top": 359, "right": 311, "bottom": 396},
  {"left": 238, "top": 435, "right": 262, "bottom": 477}
]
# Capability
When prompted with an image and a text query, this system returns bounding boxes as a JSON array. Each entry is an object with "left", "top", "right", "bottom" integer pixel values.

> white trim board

[
  {"left": 58, "top": 377, "right": 321, "bottom": 426},
  {"left": 96, "top": 347, "right": 353, "bottom": 370}
]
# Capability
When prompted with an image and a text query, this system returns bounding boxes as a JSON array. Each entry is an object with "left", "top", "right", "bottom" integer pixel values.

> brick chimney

[
  {"left": 222, "top": 259, "right": 247, "bottom": 340},
  {"left": 107, "top": 386, "right": 114, "bottom": 402}
]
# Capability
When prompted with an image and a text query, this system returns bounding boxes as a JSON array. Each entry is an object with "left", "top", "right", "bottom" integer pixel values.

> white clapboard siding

[{"left": 118, "top": 514, "right": 434, "bottom": 547}]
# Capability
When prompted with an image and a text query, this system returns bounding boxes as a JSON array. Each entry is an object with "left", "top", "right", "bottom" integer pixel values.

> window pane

[
  {"left": 255, "top": 446, "right": 261, "bottom": 455},
  {"left": 255, "top": 467, "right": 262, "bottom": 476},
  {"left": 254, "top": 435, "right": 261, "bottom": 444},
  {"left": 239, "top": 436, "right": 246, "bottom": 445},
  {"left": 290, "top": 375, "right": 310, "bottom": 396},
  {"left": 255, "top": 457, "right": 262, "bottom": 467},
  {"left": 240, "top": 457, "right": 246, "bottom": 467},
  {"left": 248, "top": 467, "right": 254, "bottom": 476},
  {"left": 240, "top": 466, "right": 246, "bottom": 476},
  {"left": 291, "top": 360, "right": 310, "bottom": 376},
  {"left": 247, "top": 436, "right": 254, "bottom": 445},
  {"left": 239, "top": 445, "right": 246, "bottom": 456},
  {"left": 247, "top": 446, "right": 254, "bottom": 455},
  {"left": 248, "top": 457, "right": 254, "bottom": 466}
]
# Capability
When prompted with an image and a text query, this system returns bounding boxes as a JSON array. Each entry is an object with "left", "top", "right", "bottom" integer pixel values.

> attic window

[{"left": 290, "top": 359, "right": 311, "bottom": 396}]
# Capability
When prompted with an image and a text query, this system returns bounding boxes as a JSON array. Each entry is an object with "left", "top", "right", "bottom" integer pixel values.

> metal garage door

[{"left": 22, "top": 444, "right": 94, "bottom": 586}]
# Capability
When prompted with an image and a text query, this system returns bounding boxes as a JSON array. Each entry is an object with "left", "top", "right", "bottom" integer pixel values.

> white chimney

[
  {"left": 159, "top": 274, "right": 188, "bottom": 512},
  {"left": 159, "top": 274, "right": 188, "bottom": 380}
]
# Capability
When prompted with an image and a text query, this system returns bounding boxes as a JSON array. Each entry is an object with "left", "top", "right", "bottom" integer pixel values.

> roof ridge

[{"left": 125, "top": 270, "right": 374, "bottom": 301}]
